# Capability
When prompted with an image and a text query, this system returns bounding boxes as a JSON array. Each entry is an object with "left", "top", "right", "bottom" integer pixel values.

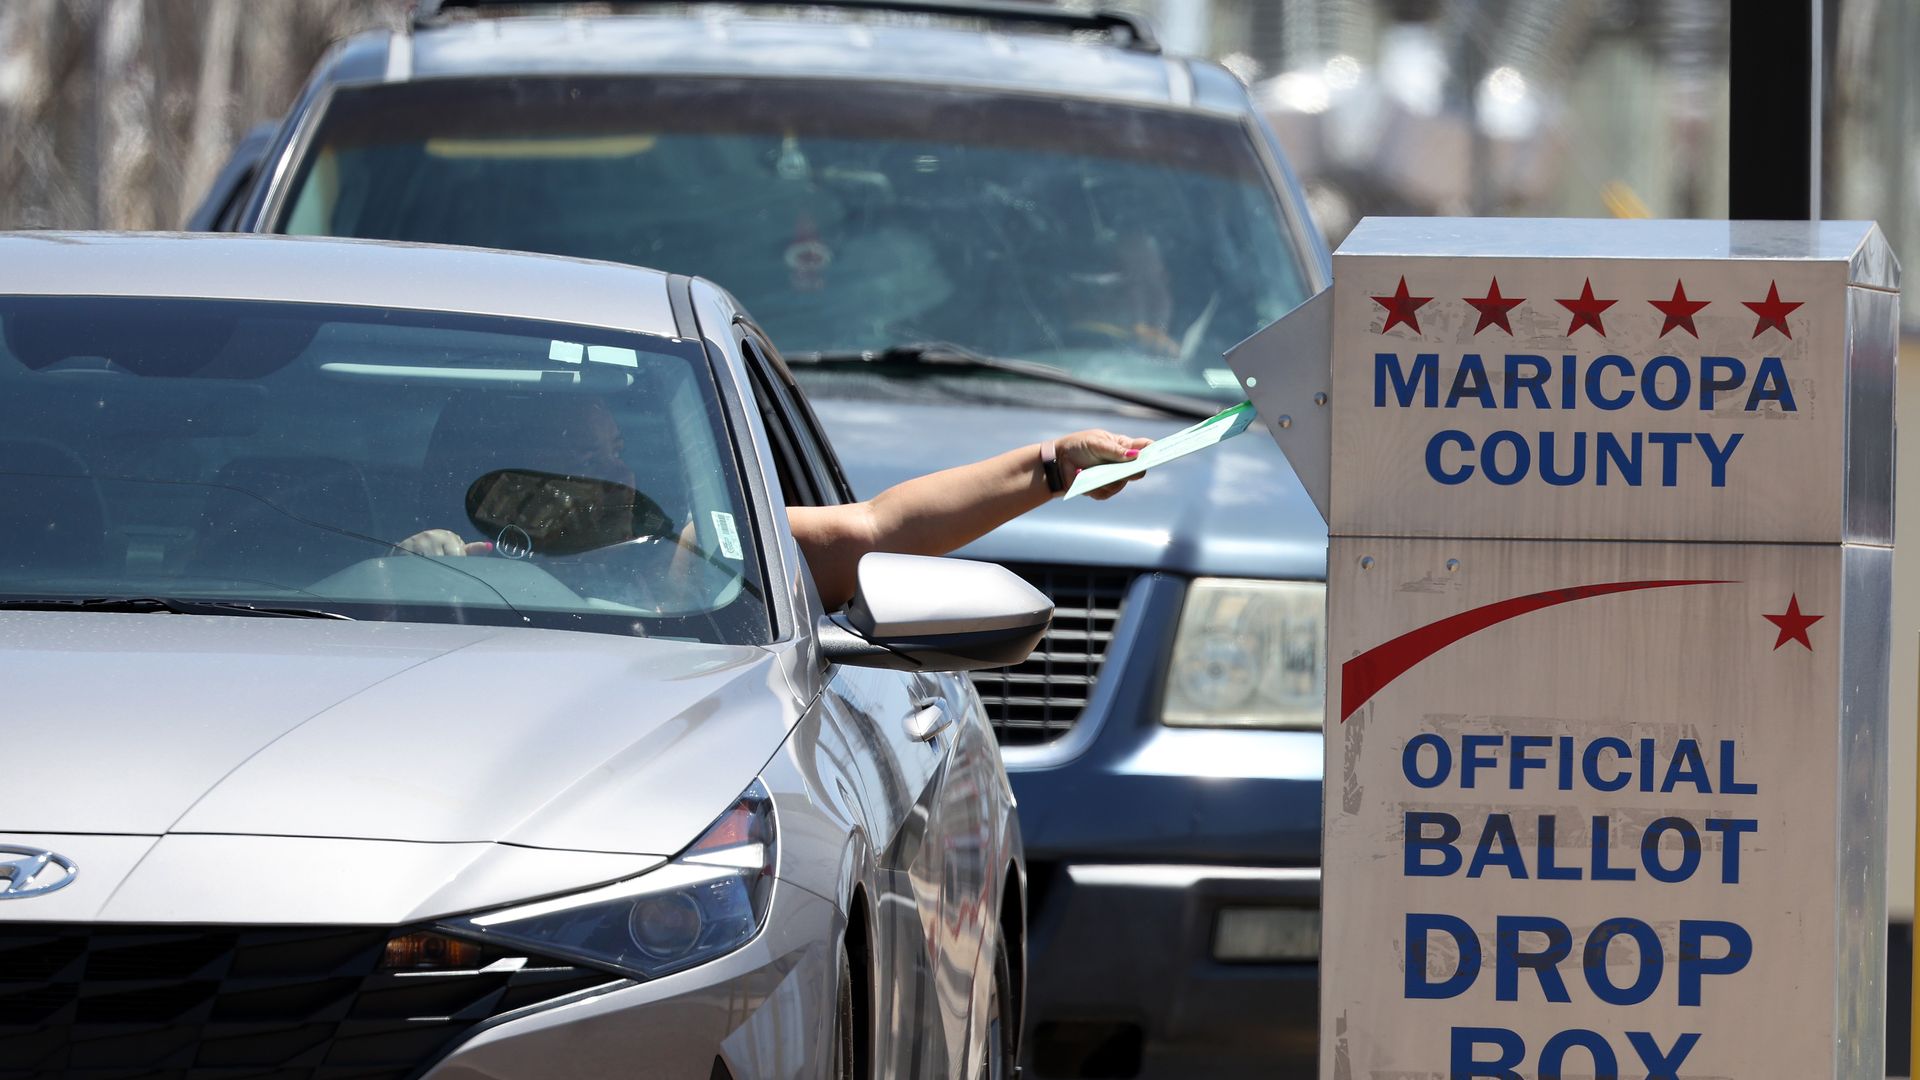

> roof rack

[{"left": 411, "top": 0, "right": 1160, "bottom": 53}]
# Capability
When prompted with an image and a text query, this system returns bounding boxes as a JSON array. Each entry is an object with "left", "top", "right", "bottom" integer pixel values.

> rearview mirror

[
  {"left": 465, "top": 468, "right": 671, "bottom": 557},
  {"left": 819, "top": 552, "right": 1052, "bottom": 671}
]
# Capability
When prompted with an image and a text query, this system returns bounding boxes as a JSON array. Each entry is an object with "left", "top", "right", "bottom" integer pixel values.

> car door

[{"left": 738, "top": 328, "right": 963, "bottom": 1077}]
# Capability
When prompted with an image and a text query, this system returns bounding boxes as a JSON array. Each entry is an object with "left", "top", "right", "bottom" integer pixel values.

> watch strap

[{"left": 1040, "top": 442, "right": 1065, "bottom": 493}]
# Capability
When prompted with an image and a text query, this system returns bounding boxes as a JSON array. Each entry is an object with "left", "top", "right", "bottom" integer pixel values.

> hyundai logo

[{"left": 0, "top": 845, "right": 77, "bottom": 899}]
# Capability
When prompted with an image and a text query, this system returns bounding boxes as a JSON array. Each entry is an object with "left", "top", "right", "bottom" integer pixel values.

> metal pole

[{"left": 1729, "top": 0, "right": 1819, "bottom": 218}]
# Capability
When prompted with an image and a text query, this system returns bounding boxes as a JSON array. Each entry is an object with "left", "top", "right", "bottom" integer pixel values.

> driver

[
  {"left": 399, "top": 394, "right": 633, "bottom": 560},
  {"left": 397, "top": 395, "right": 1147, "bottom": 609}
]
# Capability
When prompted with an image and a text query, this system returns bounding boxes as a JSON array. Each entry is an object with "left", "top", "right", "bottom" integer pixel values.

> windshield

[
  {"left": 0, "top": 296, "right": 770, "bottom": 644},
  {"left": 279, "top": 77, "right": 1312, "bottom": 403}
]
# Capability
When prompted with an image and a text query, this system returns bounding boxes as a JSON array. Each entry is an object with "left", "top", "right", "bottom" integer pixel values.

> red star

[
  {"left": 1556, "top": 278, "right": 1616, "bottom": 336},
  {"left": 1649, "top": 280, "right": 1710, "bottom": 338},
  {"left": 1743, "top": 281, "right": 1803, "bottom": 338},
  {"left": 1464, "top": 278, "right": 1525, "bottom": 335},
  {"left": 1372, "top": 276, "right": 1432, "bottom": 335},
  {"left": 1762, "top": 593, "right": 1823, "bottom": 651}
]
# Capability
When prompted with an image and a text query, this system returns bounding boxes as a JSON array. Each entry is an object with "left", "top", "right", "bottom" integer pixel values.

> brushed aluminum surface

[
  {"left": 1225, "top": 285, "right": 1333, "bottom": 521},
  {"left": 1834, "top": 544, "right": 1893, "bottom": 1078},
  {"left": 1337, "top": 217, "right": 1896, "bottom": 286},
  {"left": 1330, "top": 250, "right": 1858, "bottom": 542},
  {"left": 1846, "top": 284, "right": 1900, "bottom": 544},
  {"left": 1323, "top": 537, "right": 1875, "bottom": 1078},
  {"left": 1226, "top": 217, "right": 1900, "bottom": 1080}
]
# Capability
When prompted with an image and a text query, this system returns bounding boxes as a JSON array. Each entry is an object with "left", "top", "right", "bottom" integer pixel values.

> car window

[
  {"left": 739, "top": 335, "right": 822, "bottom": 508},
  {"left": 276, "top": 76, "right": 1312, "bottom": 405},
  {"left": 741, "top": 329, "right": 851, "bottom": 506},
  {"left": 0, "top": 295, "right": 771, "bottom": 644}
]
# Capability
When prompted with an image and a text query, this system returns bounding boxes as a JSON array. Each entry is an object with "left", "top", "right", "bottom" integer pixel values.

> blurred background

[
  {"left": 13, "top": 0, "right": 1915, "bottom": 248},
  {"left": 3, "top": 0, "right": 1918, "bottom": 1062},
  {"left": 0, "top": 0, "right": 408, "bottom": 232}
]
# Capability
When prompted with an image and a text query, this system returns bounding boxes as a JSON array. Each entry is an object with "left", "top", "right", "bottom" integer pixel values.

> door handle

[{"left": 906, "top": 698, "right": 952, "bottom": 742}]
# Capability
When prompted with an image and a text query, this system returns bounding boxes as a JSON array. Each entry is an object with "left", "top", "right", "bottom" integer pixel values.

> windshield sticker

[
  {"left": 548, "top": 340, "right": 585, "bottom": 364},
  {"left": 710, "top": 511, "right": 744, "bottom": 560},
  {"left": 587, "top": 345, "right": 639, "bottom": 368},
  {"left": 1204, "top": 367, "right": 1241, "bottom": 391}
]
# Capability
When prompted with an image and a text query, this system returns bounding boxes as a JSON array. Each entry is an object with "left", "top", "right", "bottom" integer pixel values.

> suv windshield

[
  {"left": 0, "top": 296, "right": 769, "bottom": 644},
  {"left": 279, "top": 77, "right": 1312, "bottom": 402}
]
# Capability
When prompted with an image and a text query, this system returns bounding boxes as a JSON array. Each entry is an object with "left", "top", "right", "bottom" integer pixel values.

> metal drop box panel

[
  {"left": 1322, "top": 536, "right": 1888, "bottom": 1079},
  {"left": 1228, "top": 217, "right": 1899, "bottom": 1080},
  {"left": 1325, "top": 218, "right": 1896, "bottom": 545}
]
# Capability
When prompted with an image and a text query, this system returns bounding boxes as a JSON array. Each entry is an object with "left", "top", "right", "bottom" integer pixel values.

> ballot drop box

[{"left": 1229, "top": 219, "right": 1899, "bottom": 1079}]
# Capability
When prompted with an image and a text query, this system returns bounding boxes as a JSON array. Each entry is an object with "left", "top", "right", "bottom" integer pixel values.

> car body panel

[
  {"left": 423, "top": 872, "right": 842, "bottom": 1079},
  {"left": 0, "top": 612, "right": 485, "bottom": 835},
  {"left": 686, "top": 279, "right": 810, "bottom": 643},
  {"left": 0, "top": 608, "right": 790, "bottom": 859},
  {"left": 0, "top": 831, "right": 661, "bottom": 925},
  {"left": 184, "top": 120, "right": 277, "bottom": 231},
  {"left": 769, "top": 670, "right": 1021, "bottom": 1079},
  {"left": 0, "top": 231, "right": 681, "bottom": 338},
  {"left": 400, "top": 16, "right": 1194, "bottom": 109},
  {"left": 168, "top": 623, "right": 792, "bottom": 855}
]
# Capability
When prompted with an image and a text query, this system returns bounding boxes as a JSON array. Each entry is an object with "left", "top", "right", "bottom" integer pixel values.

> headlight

[
  {"left": 1161, "top": 578, "right": 1324, "bottom": 729},
  {"left": 440, "top": 780, "right": 776, "bottom": 979}
]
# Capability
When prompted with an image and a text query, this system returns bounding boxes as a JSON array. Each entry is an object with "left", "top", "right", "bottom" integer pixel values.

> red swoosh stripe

[{"left": 1339, "top": 579, "right": 1731, "bottom": 722}]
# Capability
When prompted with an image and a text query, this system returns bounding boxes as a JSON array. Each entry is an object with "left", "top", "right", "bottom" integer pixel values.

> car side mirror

[{"left": 818, "top": 552, "right": 1051, "bottom": 672}]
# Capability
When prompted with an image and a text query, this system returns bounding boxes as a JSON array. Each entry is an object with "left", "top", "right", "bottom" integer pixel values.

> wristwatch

[{"left": 1040, "top": 442, "right": 1066, "bottom": 494}]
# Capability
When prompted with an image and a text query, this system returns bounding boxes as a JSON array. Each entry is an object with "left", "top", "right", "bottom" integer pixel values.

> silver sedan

[{"left": 0, "top": 232, "right": 1036, "bottom": 1079}]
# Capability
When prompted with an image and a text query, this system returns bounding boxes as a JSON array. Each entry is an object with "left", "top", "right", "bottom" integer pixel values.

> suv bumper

[
  {"left": 1023, "top": 862, "right": 1319, "bottom": 1078},
  {"left": 1002, "top": 573, "right": 1324, "bottom": 1079}
]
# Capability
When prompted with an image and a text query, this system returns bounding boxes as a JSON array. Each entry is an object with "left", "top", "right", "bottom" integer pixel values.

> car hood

[
  {"left": 0, "top": 613, "right": 796, "bottom": 857},
  {"left": 810, "top": 395, "right": 1328, "bottom": 580}
]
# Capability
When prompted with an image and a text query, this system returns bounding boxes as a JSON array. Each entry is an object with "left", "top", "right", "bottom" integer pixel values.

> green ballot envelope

[{"left": 1064, "top": 401, "right": 1256, "bottom": 499}]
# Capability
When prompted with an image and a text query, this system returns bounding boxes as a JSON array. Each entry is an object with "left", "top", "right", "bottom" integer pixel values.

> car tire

[
  {"left": 983, "top": 934, "right": 1017, "bottom": 1080},
  {"left": 834, "top": 939, "right": 858, "bottom": 1080}
]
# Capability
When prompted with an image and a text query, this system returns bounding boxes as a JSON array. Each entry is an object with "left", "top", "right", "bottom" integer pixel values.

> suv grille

[
  {"left": 0, "top": 924, "right": 619, "bottom": 1079},
  {"left": 970, "top": 565, "right": 1131, "bottom": 746}
]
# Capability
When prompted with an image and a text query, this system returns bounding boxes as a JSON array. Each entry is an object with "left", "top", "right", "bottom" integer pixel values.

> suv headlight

[
  {"left": 441, "top": 780, "right": 776, "bottom": 979},
  {"left": 1161, "top": 578, "right": 1324, "bottom": 729}
]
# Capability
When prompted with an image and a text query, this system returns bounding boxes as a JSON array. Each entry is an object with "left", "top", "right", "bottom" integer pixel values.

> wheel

[
  {"left": 983, "top": 935, "right": 1017, "bottom": 1080},
  {"left": 833, "top": 939, "right": 858, "bottom": 1080}
]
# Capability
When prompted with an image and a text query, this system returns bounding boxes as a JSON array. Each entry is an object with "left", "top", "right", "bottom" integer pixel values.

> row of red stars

[{"left": 1373, "top": 276, "right": 1803, "bottom": 339}]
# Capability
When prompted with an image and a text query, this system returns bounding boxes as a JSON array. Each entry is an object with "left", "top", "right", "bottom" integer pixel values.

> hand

[
  {"left": 395, "top": 529, "right": 492, "bottom": 557},
  {"left": 1053, "top": 429, "right": 1152, "bottom": 500}
]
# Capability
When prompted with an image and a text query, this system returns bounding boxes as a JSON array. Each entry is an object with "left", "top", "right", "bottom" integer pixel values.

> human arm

[{"left": 790, "top": 428, "right": 1149, "bottom": 609}]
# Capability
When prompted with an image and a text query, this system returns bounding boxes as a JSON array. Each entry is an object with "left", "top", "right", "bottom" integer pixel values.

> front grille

[
  {"left": 970, "top": 565, "right": 1131, "bottom": 746},
  {"left": 0, "top": 924, "right": 620, "bottom": 1079}
]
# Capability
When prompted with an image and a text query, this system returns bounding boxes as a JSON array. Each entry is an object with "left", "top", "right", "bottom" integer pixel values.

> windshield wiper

[
  {"left": 0, "top": 596, "right": 354, "bottom": 620},
  {"left": 784, "top": 342, "right": 1219, "bottom": 421}
]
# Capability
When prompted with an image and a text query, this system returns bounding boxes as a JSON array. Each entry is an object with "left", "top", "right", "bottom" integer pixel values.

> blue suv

[{"left": 201, "top": 3, "right": 1333, "bottom": 1073}]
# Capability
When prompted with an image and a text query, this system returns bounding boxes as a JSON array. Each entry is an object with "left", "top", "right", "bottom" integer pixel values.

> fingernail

[{"left": 1125, "top": 449, "right": 1140, "bottom": 458}]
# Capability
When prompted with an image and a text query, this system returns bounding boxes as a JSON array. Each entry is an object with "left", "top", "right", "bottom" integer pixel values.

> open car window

[{"left": 0, "top": 295, "right": 772, "bottom": 645}]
